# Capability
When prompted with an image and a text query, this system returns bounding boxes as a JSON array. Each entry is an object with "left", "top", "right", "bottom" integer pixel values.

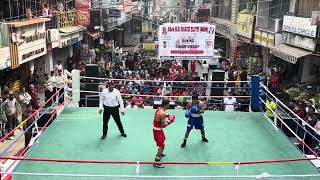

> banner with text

[
  {"left": 158, "top": 23, "right": 215, "bottom": 59},
  {"left": 75, "top": 0, "right": 91, "bottom": 26}
]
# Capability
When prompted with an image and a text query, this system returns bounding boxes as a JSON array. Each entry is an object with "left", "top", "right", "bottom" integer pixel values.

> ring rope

[
  {"left": 80, "top": 76, "right": 251, "bottom": 83},
  {"left": 2, "top": 171, "right": 320, "bottom": 178},
  {"left": 0, "top": 157, "right": 316, "bottom": 165}
]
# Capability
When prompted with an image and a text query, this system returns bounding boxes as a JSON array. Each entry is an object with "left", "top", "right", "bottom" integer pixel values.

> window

[
  {"left": 297, "top": 0, "right": 319, "bottom": 17},
  {"left": 239, "top": 0, "right": 257, "bottom": 13},
  {"left": 256, "top": 0, "right": 289, "bottom": 31},
  {"left": 211, "top": 0, "right": 232, "bottom": 20}
]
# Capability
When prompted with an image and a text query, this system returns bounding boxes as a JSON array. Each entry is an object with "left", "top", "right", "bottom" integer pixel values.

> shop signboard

[
  {"left": 211, "top": 18, "right": 236, "bottom": 40},
  {"left": 143, "top": 42, "right": 155, "bottom": 51},
  {"left": 0, "top": 47, "right": 11, "bottom": 70},
  {"left": 75, "top": 0, "right": 91, "bottom": 26},
  {"left": 142, "top": 21, "right": 149, "bottom": 33},
  {"left": 282, "top": 32, "right": 316, "bottom": 51},
  {"left": 14, "top": 22, "right": 47, "bottom": 64},
  {"left": 59, "top": 32, "right": 83, "bottom": 48},
  {"left": 237, "top": 14, "right": 254, "bottom": 39},
  {"left": 283, "top": 16, "right": 317, "bottom": 38},
  {"left": 158, "top": 23, "right": 215, "bottom": 59},
  {"left": 254, "top": 29, "right": 281, "bottom": 48}
]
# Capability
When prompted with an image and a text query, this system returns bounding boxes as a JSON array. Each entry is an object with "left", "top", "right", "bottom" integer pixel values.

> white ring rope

[
  {"left": 80, "top": 90, "right": 251, "bottom": 98},
  {"left": 2, "top": 172, "right": 320, "bottom": 178},
  {"left": 80, "top": 76, "right": 251, "bottom": 83},
  {"left": 260, "top": 83, "right": 319, "bottom": 136}
]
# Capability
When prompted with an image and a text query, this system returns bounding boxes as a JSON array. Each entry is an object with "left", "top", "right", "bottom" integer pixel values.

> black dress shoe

[
  {"left": 202, "top": 137, "right": 208, "bottom": 142},
  {"left": 161, "top": 153, "right": 166, "bottom": 157},
  {"left": 121, "top": 133, "right": 127, "bottom": 137},
  {"left": 101, "top": 135, "right": 106, "bottom": 140}
]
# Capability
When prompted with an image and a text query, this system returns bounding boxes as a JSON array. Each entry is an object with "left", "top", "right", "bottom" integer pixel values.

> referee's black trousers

[{"left": 103, "top": 106, "right": 124, "bottom": 136}]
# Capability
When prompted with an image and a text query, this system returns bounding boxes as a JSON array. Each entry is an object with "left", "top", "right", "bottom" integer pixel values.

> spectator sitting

[{"left": 131, "top": 93, "right": 144, "bottom": 108}]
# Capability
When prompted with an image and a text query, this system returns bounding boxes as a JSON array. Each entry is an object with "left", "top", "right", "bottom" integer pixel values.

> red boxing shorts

[{"left": 153, "top": 129, "right": 165, "bottom": 148}]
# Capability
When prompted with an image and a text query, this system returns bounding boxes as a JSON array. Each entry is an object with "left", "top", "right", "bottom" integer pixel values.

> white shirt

[
  {"left": 202, "top": 64, "right": 209, "bottom": 73},
  {"left": 3, "top": 98, "right": 17, "bottom": 115},
  {"left": 224, "top": 97, "right": 237, "bottom": 112},
  {"left": 49, "top": 75, "right": 57, "bottom": 88},
  {"left": 56, "top": 75, "right": 66, "bottom": 88},
  {"left": 19, "top": 92, "right": 31, "bottom": 105},
  {"left": 99, "top": 88, "right": 124, "bottom": 112}
]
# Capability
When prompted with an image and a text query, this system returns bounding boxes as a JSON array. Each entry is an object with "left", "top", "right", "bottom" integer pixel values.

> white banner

[{"left": 158, "top": 23, "right": 215, "bottom": 59}]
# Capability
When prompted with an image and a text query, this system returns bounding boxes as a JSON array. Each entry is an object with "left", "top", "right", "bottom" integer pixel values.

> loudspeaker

[
  {"left": 85, "top": 94, "right": 99, "bottom": 107},
  {"left": 211, "top": 70, "right": 225, "bottom": 96},
  {"left": 85, "top": 64, "right": 99, "bottom": 77},
  {"left": 211, "top": 71, "right": 225, "bottom": 81},
  {"left": 37, "top": 107, "right": 57, "bottom": 128}
]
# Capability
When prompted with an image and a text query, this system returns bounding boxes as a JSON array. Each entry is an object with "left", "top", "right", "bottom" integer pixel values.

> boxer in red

[{"left": 153, "top": 99, "right": 175, "bottom": 168}]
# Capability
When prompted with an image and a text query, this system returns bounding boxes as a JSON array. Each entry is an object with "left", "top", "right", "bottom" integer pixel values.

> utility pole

[{"left": 99, "top": 0, "right": 105, "bottom": 63}]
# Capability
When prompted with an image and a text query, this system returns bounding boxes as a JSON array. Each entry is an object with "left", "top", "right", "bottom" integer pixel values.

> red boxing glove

[{"left": 167, "top": 114, "right": 175, "bottom": 125}]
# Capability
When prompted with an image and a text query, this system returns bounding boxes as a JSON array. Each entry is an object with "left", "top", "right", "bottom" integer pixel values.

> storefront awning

[
  {"left": 59, "top": 26, "right": 86, "bottom": 35},
  {"left": 87, "top": 31, "right": 102, "bottom": 40},
  {"left": 270, "top": 44, "right": 313, "bottom": 64},
  {"left": 6, "top": 18, "right": 51, "bottom": 27}
]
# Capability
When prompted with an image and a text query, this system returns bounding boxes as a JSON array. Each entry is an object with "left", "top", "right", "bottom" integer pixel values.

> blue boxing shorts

[{"left": 187, "top": 114, "right": 204, "bottom": 132}]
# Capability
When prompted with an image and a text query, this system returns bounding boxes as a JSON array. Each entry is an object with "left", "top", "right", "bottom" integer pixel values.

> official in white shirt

[
  {"left": 99, "top": 81, "right": 126, "bottom": 140},
  {"left": 223, "top": 92, "right": 237, "bottom": 112},
  {"left": 202, "top": 61, "right": 209, "bottom": 81}
]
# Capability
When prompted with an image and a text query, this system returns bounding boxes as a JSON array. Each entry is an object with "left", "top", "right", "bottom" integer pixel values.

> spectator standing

[
  {"left": 18, "top": 87, "right": 31, "bottom": 111},
  {"left": 266, "top": 98, "right": 277, "bottom": 122},
  {"left": 44, "top": 74, "right": 54, "bottom": 107},
  {"left": 270, "top": 69, "right": 280, "bottom": 93},
  {"left": 0, "top": 97, "right": 7, "bottom": 142},
  {"left": 22, "top": 104, "right": 35, "bottom": 148},
  {"left": 223, "top": 93, "right": 237, "bottom": 112},
  {"left": 202, "top": 61, "right": 209, "bottom": 81},
  {"left": 49, "top": 71, "right": 57, "bottom": 102},
  {"left": 56, "top": 70, "right": 66, "bottom": 105},
  {"left": 191, "top": 61, "right": 196, "bottom": 75},
  {"left": 55, "top": 60, "right": 64, "bottom": 75},
  {"left": 3, "top": 92, "right": 17, "bottom": 139},
  {"left": 27, "top": 71, "right": 37, "bottom": 88},
  {"left": 131, "top": 93, "right": 144, "bottom": 108},
  {"left": 28, "top": 84, "right": 40, "bottom": 110}
]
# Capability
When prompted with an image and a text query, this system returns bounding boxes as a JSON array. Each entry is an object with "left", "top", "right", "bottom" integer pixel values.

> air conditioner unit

[
  {"left": 274, "top": 18, "right": 283, "bottom": 33},
  {"left": 47, "top": 29, "right": 59, "bottom": 42}
]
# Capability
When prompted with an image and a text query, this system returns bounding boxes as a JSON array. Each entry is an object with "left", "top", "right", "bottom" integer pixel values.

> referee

[{"left": 99, "top": 81, "right": 126, "bottom": 139}]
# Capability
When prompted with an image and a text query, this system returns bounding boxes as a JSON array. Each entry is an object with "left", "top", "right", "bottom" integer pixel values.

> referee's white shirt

[{"left": 99, "top": 88, "right": 124, "bottom": 112}]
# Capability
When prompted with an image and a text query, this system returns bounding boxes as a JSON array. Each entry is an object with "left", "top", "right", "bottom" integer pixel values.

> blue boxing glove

[
  {"left": 185, "top": 111, "right": 191, "bottom": 118},
  {"left": 190, "top": 105, "right": 200, "bottom": 114}
]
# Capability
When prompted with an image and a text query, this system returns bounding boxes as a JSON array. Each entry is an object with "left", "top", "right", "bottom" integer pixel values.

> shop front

[
  {"left": 235, "top": 13, "right": 263, "bottom": 75},
  {"left": 55, "top": 10, "right": 85, "bottom": 71},
  {"left": 211, "top": 18, "right": 236, "bottom": 59},
  {"left": 6, "top": 18, "right": 50, "bottom": 86},
  {"left": 269, "top": 16, "right": 319, "bottom": 105},
  {"left": 254, "top": 28, "right": 282, "bottom": 74}
]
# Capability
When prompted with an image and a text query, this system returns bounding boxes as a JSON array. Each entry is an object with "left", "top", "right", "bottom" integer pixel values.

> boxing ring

[{"left": 0, "top": 72, "right": 320, "bottom": 179}]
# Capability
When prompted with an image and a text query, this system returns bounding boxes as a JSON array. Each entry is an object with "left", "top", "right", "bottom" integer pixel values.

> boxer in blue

[{"left": 181, "top": 94, "right": 208, "bottom": 148}]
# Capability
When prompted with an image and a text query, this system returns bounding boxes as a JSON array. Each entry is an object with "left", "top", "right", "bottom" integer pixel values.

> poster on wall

[
  {"left": 158, "top": 23, "right": 215, "bottom": 59},
  {"left": 75, "top": 0, "right": 91, "bottom": 26}
]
